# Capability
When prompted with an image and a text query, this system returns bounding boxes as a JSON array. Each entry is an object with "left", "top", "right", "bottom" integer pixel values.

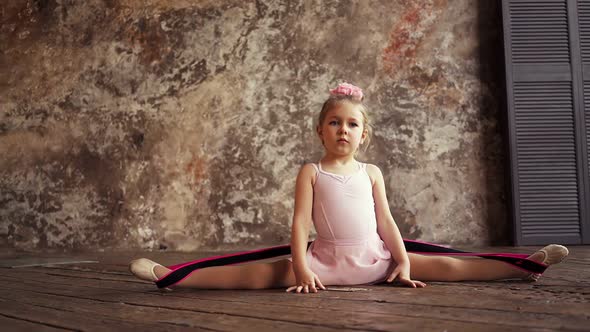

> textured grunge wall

[{"left": 0, "top": 0, "right": 508, "bottom": 251}]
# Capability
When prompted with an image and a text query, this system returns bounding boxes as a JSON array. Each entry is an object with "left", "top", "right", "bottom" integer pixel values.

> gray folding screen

[{"left": 502, "top": 0, "right": 590, "bottom": 245}]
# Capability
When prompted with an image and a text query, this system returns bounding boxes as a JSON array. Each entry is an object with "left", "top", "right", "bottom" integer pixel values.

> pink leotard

[{"left": 293, "top": 161, "right": 394, "bottom": 285}]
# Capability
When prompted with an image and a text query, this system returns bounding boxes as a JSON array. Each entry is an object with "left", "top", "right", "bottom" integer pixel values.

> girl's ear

[
  {"left": 361, "top": 129, "right": 367, "bottom": 143},
  {"left": 317, "top": 125, "right": 325, "bottom": 145}
]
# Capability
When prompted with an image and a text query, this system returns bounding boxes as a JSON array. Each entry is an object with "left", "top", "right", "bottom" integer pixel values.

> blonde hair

[{"left": 317, "top": 95, "right": 372, "bottom": 152}]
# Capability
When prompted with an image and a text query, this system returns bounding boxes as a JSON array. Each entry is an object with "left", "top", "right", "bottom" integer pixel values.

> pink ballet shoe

[
  {"left": 129, "top": 258, "right": 163, "bottom": 282},
  {"left": 525, "top": 244, "right": 569, "bottom": 282}
]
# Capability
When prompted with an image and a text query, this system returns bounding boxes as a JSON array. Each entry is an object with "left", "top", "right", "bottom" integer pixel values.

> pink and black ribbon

[{"left": 155, "top": 239, "right": 545, "bottom": 289}]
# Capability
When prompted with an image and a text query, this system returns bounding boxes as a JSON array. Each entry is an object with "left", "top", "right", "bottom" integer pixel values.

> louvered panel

[
  {"left": 509, "top": 0, "right": 570, "bottom": 64},
  {"left": 513, "top": 81, "right": 581, "bottom": 238},
  {"left": 585, "top": 81, "right": 590, "bottom": 201},
  {"left": 578, "top": 1, "right": 590, "bottom": 62}
]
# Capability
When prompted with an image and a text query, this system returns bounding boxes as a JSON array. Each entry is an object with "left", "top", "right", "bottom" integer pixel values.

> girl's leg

[
  {"left": 407, "top": 251, "right": 544, "bottom": 281},
  {"left": 153, "top": 259, "right": 297, "bottom": 289}
]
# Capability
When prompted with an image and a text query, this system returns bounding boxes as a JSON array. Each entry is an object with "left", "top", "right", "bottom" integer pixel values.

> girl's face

[{"left": 317, "top": 102, "right": 367, "bottom": 156}]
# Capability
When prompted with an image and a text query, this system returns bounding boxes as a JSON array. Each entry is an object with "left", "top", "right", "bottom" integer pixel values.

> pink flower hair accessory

[{"left": 329, "top": 82, "right": 364, "bottom": 101}]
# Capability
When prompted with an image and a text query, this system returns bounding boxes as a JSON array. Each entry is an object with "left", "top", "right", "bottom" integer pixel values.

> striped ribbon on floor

[{"left": 155, "top": 239, "right": 545, "bottom": 289}]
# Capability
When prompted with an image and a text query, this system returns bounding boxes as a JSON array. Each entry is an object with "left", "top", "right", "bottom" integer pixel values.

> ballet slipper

[
  {"left": 129, "top": 258, "right": 163, "bottom": 282},
  {"left": 524, "top": 244, "right": 569, "bottom": 282}
]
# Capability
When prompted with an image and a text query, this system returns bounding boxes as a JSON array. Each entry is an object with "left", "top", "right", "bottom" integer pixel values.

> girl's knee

[
  {"left": 249, "top": 260, "right": 293, "bottom": 289},
  {"left": 250, "top": 277, "right": 272, "bottom": 289},
  {"left": 440, "top": 257, "right": 462, "bottom": 274}
]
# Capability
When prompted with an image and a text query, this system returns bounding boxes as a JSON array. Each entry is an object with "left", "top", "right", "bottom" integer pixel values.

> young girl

[{"left": 130, "top": 83, "right": 569, "bottom": 293}]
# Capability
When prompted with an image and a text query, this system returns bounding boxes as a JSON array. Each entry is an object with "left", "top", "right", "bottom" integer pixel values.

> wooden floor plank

[
  {"left": 0, "top": 284, "right": 538, "bottom": 332},
  {"left": 0, "top": 287, "right": 350, "bottom": 332},
  {"left": 1, "top": 267, "right": 588, "bottom": 316},
  {"left": 0, "top": 299, "right": 194, "bottom": 331},
  {"left": 0, "top": 272, "right": 585, "bottom": 331},
  {"left": 0, "top": 311, "right": 70, "bottom": 332},
  {"left": 1, "top": 246, "right": 588, "bottom": 332}
]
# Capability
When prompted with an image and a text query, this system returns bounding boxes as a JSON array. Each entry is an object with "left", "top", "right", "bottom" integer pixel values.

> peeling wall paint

[{"left": 0, "top": 0, "right": 508, "bottom": 251}]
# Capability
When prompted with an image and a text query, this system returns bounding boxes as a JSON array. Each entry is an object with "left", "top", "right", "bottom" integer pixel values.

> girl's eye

[
  {"left": 329, "top": 121, "right": 339, "bottom": 126},
  {"left": 350, "top": 123, "right": 359, "bottom": 127}
]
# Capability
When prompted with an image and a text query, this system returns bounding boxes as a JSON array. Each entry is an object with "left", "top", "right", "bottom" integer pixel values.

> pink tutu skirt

[{"left": 293, "top": 232, "right": 394, "bottom": 286}]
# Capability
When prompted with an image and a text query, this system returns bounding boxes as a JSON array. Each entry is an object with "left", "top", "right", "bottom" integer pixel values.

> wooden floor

[{"left": 0, "top": 245, "right": 589, "bottom": 332}]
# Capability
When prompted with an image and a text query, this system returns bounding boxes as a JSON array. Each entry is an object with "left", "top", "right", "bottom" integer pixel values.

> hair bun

[{"left": 329, "top": 82, "right": 364, "bottom": 101}]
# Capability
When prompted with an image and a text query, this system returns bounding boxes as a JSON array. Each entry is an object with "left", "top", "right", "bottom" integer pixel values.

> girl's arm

[
  {"left": 367, "top": 164, "right": 423, "bottom": 287},
  {"left": 288, "top": 164, "right": 325, "bottom": 293},
  {"left": 290, "top": 164, "right": 315, "bottom": 271}
]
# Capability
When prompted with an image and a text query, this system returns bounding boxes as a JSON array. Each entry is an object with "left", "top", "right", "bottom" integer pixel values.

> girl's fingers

[
  {"left": 315, "top": 277, "right": 326, "bottom": 290},
  {"left": 286, "top": 285, "right": 308, "bottom": 293},
  {"left": 402, "top": 278, "right": 427, "bottom": 288},
  {"left": 387, "top": 272, "right": 398, "bottom": 283},
  {"left": 403, "top": 278, "right": 417, "bottom": 288},
  {"left": 406, "top": 279, "right": 426, "bottom": 288},
  {"left": 287, "top": 279, "right": 328, "bottom": 294},
  {"left": 310, "top": 282, "right": 318, "bottom": 293}
]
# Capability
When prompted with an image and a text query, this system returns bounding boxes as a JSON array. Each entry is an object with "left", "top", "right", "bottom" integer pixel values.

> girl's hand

[
  {"left": 386, "top": 261, "right": 427, "bottom": 288},
  {"left": 286, "top": 267, "right": 326, "bottom": 293}
]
